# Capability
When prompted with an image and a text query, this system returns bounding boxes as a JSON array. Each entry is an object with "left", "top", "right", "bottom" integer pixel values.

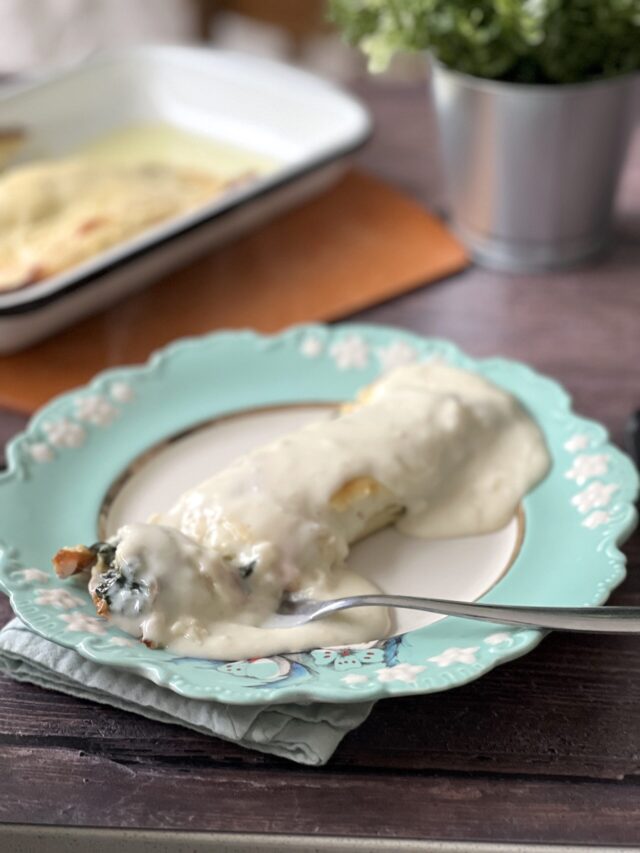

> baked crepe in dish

[{"left": 0, "top": 159, "right": 246, "bottom": 291}]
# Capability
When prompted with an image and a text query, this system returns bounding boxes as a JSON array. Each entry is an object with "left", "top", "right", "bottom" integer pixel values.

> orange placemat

[{"left": 0, "top": 171, "right": 467, "bottom": 413}]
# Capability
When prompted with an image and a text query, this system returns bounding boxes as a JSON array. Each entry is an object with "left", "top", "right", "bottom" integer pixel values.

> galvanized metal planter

[{"left": 430, "top": 62, "right": 638, "bottom": 272}]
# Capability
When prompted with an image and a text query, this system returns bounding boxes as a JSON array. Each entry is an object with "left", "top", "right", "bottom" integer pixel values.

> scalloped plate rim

[{"left": 0, "top": 322, "right": 637, "bottom": 705}]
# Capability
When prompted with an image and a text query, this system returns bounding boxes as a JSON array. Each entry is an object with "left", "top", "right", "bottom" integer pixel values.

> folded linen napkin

[{"left": 0, "top": 617, "right": 373, "bottom": 766}]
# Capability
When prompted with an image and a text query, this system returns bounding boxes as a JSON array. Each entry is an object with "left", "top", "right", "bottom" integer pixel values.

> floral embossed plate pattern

[{"left": 0, "top": 324, "right": 637, "bottom": 705}]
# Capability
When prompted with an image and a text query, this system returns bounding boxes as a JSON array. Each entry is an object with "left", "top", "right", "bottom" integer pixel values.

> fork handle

[{"left": 310, "top": 595, "right": 640, "bottom": 634}]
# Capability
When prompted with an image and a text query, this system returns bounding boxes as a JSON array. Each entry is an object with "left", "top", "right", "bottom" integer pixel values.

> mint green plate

[{"left": 0, "top": 324, "right": 637, "bottom": 705}]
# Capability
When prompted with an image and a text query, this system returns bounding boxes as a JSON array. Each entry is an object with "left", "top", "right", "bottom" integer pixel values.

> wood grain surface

[{"left": 1, "top": 77, "right": 639, "bottom": 845}]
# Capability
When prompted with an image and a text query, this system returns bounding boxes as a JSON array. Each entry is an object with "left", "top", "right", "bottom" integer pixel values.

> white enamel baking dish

[{"left": 0, "top": 46, "right": 370, "bottom": 353}]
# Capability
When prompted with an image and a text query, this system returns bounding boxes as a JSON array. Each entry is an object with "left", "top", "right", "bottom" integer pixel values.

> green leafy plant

[{"left": 329, "top": 0, "right": 640, "bottom": 83}]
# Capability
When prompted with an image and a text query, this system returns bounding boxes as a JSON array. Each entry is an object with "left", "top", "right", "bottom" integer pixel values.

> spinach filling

[
  {"left": 91, "top": 542, "right": 151, "bottom": 618},
  {"left": 238, "top": 559, "right": 256, "bottom": 580}
]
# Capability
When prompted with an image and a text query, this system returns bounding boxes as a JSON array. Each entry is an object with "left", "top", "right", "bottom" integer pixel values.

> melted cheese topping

[
  {"left": 91, "top": 362, "right": 550, "bottom": 660},
  {"left": 0, "top": 159, "right": 239, "bottom": 291},
  {"left": 0, "top": 122, "right": 279, "bottom": 292}
]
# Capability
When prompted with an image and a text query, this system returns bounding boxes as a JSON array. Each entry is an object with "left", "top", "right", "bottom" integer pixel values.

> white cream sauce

[
  {"left": 77, "top": 123, "right": 277, "bottom": 180},
  {"left": 93, "top": 362, "right": 550, "bottom": 659}
]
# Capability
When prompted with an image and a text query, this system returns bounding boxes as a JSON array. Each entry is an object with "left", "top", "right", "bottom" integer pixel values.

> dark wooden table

[{"left": 1, "top": 78, "right": 640, "bottom": 848}]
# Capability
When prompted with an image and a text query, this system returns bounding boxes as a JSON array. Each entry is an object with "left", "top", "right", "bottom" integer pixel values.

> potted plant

[{"left": 330, "top": 0, "right": 640, "bottom": 272}]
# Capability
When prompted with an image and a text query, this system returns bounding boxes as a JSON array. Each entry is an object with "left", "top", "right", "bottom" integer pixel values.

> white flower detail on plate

[
  {"left": 342, "top": 673, "right": 369, "bottom": 686},
  {"left": 59, "top": 612, "right": 107, "bottom": 634},
  {"left": 582, "top": 510, "right": 611, "bottom": 530},
  {"left": 571, "top": 482, "right": 619, "bottom": 514},
  {"left": 75, "top": 394, "right": 118, "bottom": 426},
  {"left": 484, "top": 632, "right": 512, "bottom": 646},
  {"left": 330, "top": 335, "right": 369, "bottom": 370},
  {"left": 28, "top": 443, "right": 54, "bottom": 464},
  {"left": 376, "top": 663, "right": 425, "bottom": 683},
  {"left": 42, "top": 418, "right": 86, "bottom": 449},
  {"left": 109, "top": 381, "right": 135, "bottom": 403},
  {"left": 564, "top": 434, "right": 590, "bottom": 453},
  {"left": 565, "top": 454, "right": 610, "bottom": 486},
  {"left": 428, "top": 646, "right": 479, "bottom": 667},
  {"left": 15, "top": 568, "right": 50, "bottom": 583},
  {"left": 35, "top": 588, "right": 84, "bottom": 609},
  {"left": 109, "top": 636, "right": 136, "bottom": 647},
  {"left": 300, "top": 335, "right": 324, "bottom": 359},
  {"left": 377, "top": 341, "right": 418, "bottom": 374}
]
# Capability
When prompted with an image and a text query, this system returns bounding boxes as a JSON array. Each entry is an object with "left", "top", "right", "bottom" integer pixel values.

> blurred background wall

[{"left": 0, "top": 0, "right": 424, "bottom": 83}]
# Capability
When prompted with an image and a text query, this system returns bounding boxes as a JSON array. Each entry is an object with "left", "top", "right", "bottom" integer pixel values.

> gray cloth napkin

[{"left": 0, "top": 618, "right": 373, "bottom": 766}]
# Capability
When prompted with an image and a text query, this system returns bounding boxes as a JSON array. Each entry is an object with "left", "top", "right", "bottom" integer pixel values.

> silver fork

[{"left": 265, "top": 594, "right": 640, "bottom": 633}]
